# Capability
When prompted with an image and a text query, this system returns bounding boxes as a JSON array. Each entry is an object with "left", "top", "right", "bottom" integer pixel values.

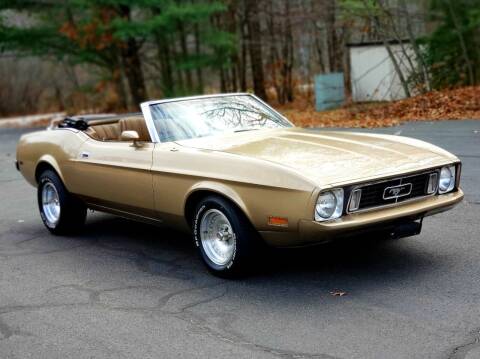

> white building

[{"left": 349, "top": 41, "right": 418, "bottom": 102}]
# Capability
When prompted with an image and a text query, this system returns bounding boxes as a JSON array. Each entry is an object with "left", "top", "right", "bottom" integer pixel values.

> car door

[
  {"left": 70, "top": 138, "right": 156, "bottom": 218},
  {"left": 149, "top": 141, "right": 193, "bottom": 223}
]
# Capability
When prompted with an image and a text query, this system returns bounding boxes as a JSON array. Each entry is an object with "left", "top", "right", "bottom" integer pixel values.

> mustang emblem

[
  {"left": 390, "top": 188, "right": 402, "bottom": 196},
  {"left": 383, "top": 183, "right": 412, "bottom": 200}
]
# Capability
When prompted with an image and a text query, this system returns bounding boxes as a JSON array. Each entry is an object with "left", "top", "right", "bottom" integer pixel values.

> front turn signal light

[{"left": 268, "top": 216, "right": 288, "bottom": 227}]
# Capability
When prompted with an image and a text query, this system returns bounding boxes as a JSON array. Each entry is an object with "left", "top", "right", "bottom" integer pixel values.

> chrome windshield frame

[{"left": 140, "top": 93, "right": 294, "bottom": 144}]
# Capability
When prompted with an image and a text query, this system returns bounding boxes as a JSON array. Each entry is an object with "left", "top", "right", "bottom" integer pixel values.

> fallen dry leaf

[{"left": 277, "top": 86, "right": 480, "bottom": 128}]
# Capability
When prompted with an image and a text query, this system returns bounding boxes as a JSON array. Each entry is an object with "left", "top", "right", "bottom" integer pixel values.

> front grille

[{"left": 347, "top": 170, "right": 437, "bottom": 213}]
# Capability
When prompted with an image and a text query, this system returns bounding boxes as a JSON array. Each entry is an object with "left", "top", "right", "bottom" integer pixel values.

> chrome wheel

[
  {"left": 41, "top": 182, "right": 61, "bottom": 226},
  {"left": 199, "top": 209, "right": 236, "bottom": 266}
]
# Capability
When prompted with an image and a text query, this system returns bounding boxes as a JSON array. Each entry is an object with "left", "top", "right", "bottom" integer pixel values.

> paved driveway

[{"left": 0, "top": 121, "right": 479, "bottom": 359}]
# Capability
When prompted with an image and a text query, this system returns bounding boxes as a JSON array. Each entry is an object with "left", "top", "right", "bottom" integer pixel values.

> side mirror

[{"left": 121, "top": 130, "right": 143, "bottom": 147}]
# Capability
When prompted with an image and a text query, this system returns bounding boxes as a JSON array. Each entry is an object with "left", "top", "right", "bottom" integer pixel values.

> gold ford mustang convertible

[{"left": 16, "top": 93, "right": 464, "bottom": 277}]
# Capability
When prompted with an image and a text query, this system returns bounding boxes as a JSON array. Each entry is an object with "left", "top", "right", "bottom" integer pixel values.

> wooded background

[{"left": 0, "top": 0, "right": 479, "bottom": 116}]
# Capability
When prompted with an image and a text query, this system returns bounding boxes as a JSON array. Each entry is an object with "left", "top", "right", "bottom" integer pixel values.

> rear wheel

[
  {"left": 37, "top": 170, "right": 86, "bottom": 234},
  {"left": 193, "top": 195, "right": 261, "bottom": 278}
]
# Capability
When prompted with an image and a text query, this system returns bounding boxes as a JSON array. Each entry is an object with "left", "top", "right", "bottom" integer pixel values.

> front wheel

[
  {"left": 192, "top": 195, "right": 261, "bottom": 278},
  {"left": 37, "top": 169, "right": 86, "bottom": 235}
]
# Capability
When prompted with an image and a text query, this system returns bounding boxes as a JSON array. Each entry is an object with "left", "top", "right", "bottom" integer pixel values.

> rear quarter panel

[{"left": 16, "top": 129, "right": 88, "bottom": 188}]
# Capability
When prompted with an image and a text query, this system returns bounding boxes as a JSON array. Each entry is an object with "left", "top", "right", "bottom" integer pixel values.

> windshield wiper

[{"left": 233, "top": 128, "right": 260, "bottom": 133}]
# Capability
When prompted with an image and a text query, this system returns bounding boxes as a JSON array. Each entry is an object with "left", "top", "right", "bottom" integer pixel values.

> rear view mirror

[{"left": 121, "top": 130, "right": 143, "bottom": 147}]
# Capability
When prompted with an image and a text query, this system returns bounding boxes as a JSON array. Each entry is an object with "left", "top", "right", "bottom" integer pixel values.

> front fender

[{"left": 184, "top": 181, "right": 252, "bottom": 224}]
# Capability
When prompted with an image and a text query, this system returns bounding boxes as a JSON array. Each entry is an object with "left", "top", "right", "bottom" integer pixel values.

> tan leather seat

[
  {"left": 86, "top": 123, "right": 121, "bottom": 141},
  {"left": 119, "top": 117, "right": 151, "bottom": 142}
]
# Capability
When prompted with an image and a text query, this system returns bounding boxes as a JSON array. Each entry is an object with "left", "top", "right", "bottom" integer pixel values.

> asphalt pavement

[{"left": 0, "top": 120, "right": 479, "bottom": 359}]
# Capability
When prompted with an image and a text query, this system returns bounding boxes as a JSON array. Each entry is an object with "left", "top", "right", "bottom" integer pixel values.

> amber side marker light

[{"left": 268, "top": 216, "right": 288, "bottom": 227}]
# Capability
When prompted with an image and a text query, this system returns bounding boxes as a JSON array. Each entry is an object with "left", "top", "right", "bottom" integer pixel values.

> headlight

[
  {"left": 315, "top": 189, "right": 344, "bottom": 221},
  {"left": 438, "top": 165, "right": 456, "bottom": 194}
]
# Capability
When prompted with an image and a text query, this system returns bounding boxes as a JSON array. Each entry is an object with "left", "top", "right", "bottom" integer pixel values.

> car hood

[{"left": 176, "top": 128, "right": 458, "bottom": 186}]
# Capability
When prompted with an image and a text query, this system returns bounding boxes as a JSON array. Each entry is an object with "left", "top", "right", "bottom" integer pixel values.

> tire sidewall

[
  {"left": 37, "top": 169, "right": 86, "bottom": 234},
  {"left": 38, "top": 172, "right": 64, "bottom": 230},
  {"left": 193, "top": 198, "right": 243, "bottom": 274}
]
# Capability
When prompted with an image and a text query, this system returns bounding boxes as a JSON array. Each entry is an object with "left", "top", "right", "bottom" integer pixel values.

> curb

[{"left": 0, "top": 112, "right": 66, "bottom": 129}]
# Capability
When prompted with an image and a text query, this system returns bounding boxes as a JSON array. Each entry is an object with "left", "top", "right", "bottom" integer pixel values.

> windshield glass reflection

[{"left": 150, "top": 95, "right": 292, "bottom": 142}]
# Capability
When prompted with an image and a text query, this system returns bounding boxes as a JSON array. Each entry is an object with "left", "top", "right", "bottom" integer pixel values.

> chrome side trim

[
  {"left": 249, "top": 94, "right": 295, "bottom": 127},
  {"left": 86, "top": 202, "right": 163, "bottom": 224},
  {"left": 141, "top": 92, "right": 252, "bottom": 108}
]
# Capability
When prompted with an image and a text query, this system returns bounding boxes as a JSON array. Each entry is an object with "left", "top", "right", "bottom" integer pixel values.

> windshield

[{"left": 149, "top": 94, "right": 293, "bottom": 142}]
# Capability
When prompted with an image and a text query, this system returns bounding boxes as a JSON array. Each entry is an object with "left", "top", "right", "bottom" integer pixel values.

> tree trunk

[
  {"left": 267, "top": 0, "right": 281, "bottom": 102},
  {"left": 369, "top": 7, "right": 411, "bottom": 98},
  {"left": 281, "top": 0, "right": 294, "bottom": 103},
  {"left": 194, "top": 24, "right": 204, "bottom": 93},
  {"left": 231, "top": 66, "right": 238, "bottom": 91},
  {"left": 178, "top": 21, "right": 193, "bottom": 91},
  {"left": 119, "top": 38, "right": 147, "bottom": 107},
  {"left": 115, "top": 48, "right": 131, "bottom": 109},
  {"left": 118, "top": 6, "right": 147, "bottom": 107},
  {"left": 173, "top": 39, "right": 185, "bottom": 94},
  {"left": 399, "top": 0, "right": 431, "bottom": 91},
  {"left": 445, "top": 0, "right": 474, "bottom": 85},
  {"left": 239, "top": 20, "right": 248, "bottom": 91},
  {"left": 325, "top": 0, "right": 340, "bottom": 72},
  {"left": 220, "top": 68, "right": 227, "bottom": 92},
  {"left": 343, "top": 44, "right": 352, "bottom": 103},
  {"left": 376, "top": 1, "right": 419, "bottom": 91},
  {"left": 113, "top": 59, "right": 128, "bottom": 110},
  {"left": 384, "top": 40, "right": 411, "bottom": 98},
  {"left": 156, "top": 33, "right": 175, "bottom": 97},
  {"left": 245, "top": 0, "right": 267, "bottom": 101},
  {"left": 313, "top": 33, "right": 326, "bottom": 74}
]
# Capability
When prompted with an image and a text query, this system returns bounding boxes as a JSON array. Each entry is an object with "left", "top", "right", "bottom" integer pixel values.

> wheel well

[
  {"left": 35, "top": 162, "right": 57, "bottom": 183},
  {"left": 184, "top": 190, "right": 247, "bottom": 229}
]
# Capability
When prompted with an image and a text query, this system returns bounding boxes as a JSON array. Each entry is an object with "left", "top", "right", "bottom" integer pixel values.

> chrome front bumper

[{"left": 260, "top": 189, "right": 464, "bottom": 247}]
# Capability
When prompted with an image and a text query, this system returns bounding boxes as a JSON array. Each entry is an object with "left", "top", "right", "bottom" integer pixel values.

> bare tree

[{"left": 245, "top": 0, "right": 268, "bottom": 100}]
